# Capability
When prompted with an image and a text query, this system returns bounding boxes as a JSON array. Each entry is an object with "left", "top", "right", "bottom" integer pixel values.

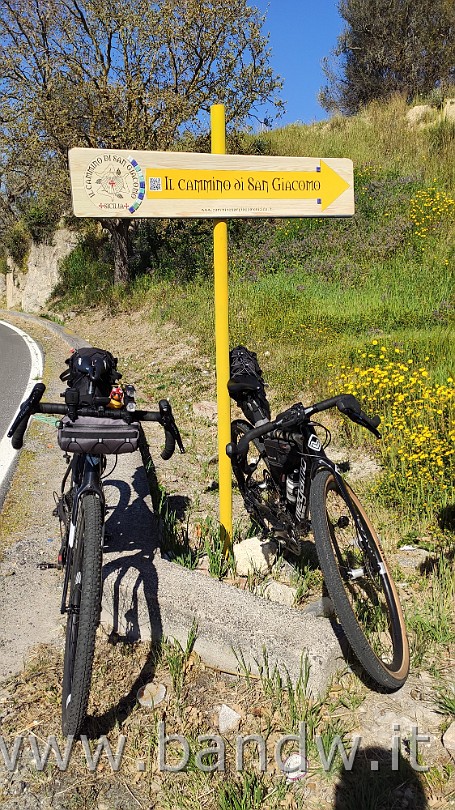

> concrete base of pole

[{"left": 101, "top": 456, "right": 344, "bottom": 697}]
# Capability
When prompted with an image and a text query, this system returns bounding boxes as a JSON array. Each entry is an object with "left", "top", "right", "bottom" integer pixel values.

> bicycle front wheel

[
  {"left": 62, "top": 492, "right": 103, "bottom": 737},
  {"left": 310, "top": 470, "right": 409, "bottom": 690}
]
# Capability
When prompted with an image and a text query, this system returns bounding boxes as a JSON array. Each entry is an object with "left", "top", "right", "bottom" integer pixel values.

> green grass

[
  {"left": 161, "top": 619, "right": 198, "bottom": 705},
  {"left": 253, "top": 93, "right": 455, "bottom": 188},
  {"left": 406, "top": 555, "right": 455, "bottom": 668},
  {"left": 435, "top": 683, "right": 455, "bottom": 717}
]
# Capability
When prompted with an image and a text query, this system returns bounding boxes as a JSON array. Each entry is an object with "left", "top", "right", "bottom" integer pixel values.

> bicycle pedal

[{"left": 37, "top": 562, "right": 60, "bottom": 570}]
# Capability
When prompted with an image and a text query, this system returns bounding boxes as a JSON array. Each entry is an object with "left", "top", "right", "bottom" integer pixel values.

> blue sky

[{"left": 254, "top": 0, "right": 344, "bottom": 126}]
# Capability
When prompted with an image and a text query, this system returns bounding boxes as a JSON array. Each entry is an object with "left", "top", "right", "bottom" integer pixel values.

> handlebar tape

[
  {"left": 161, "top": 429, "right": 176, "bottom": 461},
  {"left": 8, "top": 382, "right": 46, "bottom": 450},
  {"left": 158, "top": 399, "right": 179, "bottom": 460},
  {"left": 10, "top": 415, "right": 31, "bottom": 450},
  {"left": 227, "top": 419, "right": 277, "bottom": 459}
]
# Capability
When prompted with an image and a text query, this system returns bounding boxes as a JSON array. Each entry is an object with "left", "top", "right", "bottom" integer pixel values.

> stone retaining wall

[{"left": 5, "top": 227, "right": 77, "bottom": 312}]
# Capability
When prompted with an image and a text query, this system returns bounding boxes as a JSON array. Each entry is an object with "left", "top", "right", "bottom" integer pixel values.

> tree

[
  {"left": 319, "top": 0, "right": 455, "bottom": 115},
  {"left": 0, "top": 0, "right": 283, "bottom": 283}
]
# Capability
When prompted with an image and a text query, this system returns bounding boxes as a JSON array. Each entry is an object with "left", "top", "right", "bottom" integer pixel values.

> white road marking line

[{"left": 0, "top": 320, "right": 43, "bottom": 493}]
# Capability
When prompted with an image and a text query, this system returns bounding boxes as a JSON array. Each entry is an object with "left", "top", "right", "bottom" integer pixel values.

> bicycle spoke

[{"left": 324, "top": 485, "right": 396, "bottom": 668}]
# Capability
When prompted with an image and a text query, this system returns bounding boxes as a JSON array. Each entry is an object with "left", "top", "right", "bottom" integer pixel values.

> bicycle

[
  {"left": 226, "top": 346, "right": 409, "bottom": 691},
  {"left": 8, "top": 377, "right": 184, "bottom": 737}
]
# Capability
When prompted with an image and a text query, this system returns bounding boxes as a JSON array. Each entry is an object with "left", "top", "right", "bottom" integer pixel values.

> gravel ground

[{"left": 0, "top": 317, "right": 79, "bottom": 680}]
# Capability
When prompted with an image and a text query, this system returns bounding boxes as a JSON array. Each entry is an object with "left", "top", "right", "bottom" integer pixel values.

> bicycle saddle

[{"left": 227, "top": 375, "right": 263, "bottom": 396}]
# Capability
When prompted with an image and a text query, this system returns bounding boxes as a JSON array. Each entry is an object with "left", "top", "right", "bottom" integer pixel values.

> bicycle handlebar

[
  {"left": 8, "top": 383, "right": 46, "bottom": 450},
  {"left": 226, "top": 393, "right": 381, "bottom": 459},
  {"left": 333, "top": 394, "right": 381, "bottom": 438},
  {"left": 8, "top": 384, "right": 185, "bottom": 459}
]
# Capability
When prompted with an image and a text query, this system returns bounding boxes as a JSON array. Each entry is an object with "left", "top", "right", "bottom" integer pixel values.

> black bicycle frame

[
  {"left": 60, "top": 454, "right": 105, "bottom": 615},
  {"left": 283, "top": 421, "right": 367, "bottom": 539}
]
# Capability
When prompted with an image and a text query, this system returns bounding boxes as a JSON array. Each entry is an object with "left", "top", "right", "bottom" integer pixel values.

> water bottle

[{"left": 286, "top": 469, "right": 300, "bottom": 505}]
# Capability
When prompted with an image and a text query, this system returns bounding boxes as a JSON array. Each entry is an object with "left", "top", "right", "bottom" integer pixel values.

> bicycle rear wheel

[
  {"left": 310, "top": 470, "right": 409, "bottom": 690},
  {"left": 62, "top": 492, "right": 103, "bottom": 737}
]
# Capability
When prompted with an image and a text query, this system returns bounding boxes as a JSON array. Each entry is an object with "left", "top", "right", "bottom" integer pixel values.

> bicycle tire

[
  {"left": 310, "top": 470, "right": 409, "bottom": 690},
  {"left": 62, "top": 492, "right": 103, "bottom": 736}
]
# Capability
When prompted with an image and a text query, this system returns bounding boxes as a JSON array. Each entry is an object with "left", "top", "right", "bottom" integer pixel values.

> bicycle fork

[
  {"left": 60, "top": 456, "right": 105, "bottom": 615},
  {"left": 310, "top": 457, "right": 385, "bottom": 583}
]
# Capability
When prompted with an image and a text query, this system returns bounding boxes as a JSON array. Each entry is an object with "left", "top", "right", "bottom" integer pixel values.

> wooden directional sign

[{"left": 68, "top": 148, "right": 354, "bottom": 218}]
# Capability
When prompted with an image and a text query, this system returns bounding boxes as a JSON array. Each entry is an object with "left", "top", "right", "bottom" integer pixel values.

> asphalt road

[
  {"left": 0, "top": 321, "right": 32, "bottom": 441},
  {"left": 0, "top": 321, "right": 37, "bottom": 509}
]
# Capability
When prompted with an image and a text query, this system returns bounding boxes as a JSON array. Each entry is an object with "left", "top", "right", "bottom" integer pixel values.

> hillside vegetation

[{"left": 54, "top": 94, "right": 454, "bottom": 535}]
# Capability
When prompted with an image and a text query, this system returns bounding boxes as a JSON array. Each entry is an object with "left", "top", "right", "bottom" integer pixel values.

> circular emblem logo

[{"left": 84, "top": 153, "right": 145, "bottom": 214}]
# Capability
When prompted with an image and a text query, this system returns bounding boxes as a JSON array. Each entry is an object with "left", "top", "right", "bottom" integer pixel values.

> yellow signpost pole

[{"left": 211, "top": 103, "right": 232, "bottom": 550}]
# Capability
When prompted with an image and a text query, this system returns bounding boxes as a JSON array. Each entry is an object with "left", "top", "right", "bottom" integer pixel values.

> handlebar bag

[
  {"left": 60, "top": 347, "right": 121, "bottom": 406},
  {"left": 58, "top": 416, "right": 139, "bottom": 455}
]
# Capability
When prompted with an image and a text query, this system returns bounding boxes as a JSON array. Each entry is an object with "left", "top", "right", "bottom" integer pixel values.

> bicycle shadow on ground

[
  {"left": 84, "top": 461, "right": 165, "bottom": 738},
  {"left": 333, "top": 745, "right": 428, "bottom": 809}
]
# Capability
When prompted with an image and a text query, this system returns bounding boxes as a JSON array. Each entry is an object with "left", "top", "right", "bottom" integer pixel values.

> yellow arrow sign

[
  {"left": 68, "top": 149, "right": 354, "bottom": 218},
  {"left": 145, "top": 159, "right": 350, "bottom": 212}
]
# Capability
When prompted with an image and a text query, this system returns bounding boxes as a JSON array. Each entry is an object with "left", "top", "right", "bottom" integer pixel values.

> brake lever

[
  {"left": 172, "top": 420, "right": 185, "bottom": 454},
  {"left": 7, "top": 383, "right": 46, "bottom": 437},
  {"left": 159, "top": 399, "right": 185, "bottom": 454},
  {"left": 275, "top": 403, "right": 306, "bottom": 429},
  {"left": 345, "top": 407, "right": 381, "bottom": 439}
]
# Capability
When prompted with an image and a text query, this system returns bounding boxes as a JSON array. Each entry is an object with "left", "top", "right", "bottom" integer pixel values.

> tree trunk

[{"left": 103, "top": 219, "right": 130, "bottom": 284}]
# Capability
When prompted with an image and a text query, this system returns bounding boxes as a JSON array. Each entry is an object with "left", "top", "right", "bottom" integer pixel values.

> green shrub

[
  {"left": 22, "top": 199, "right": 60, "bottom": 244},
  {"left": 52, "top": 229, "right": 113, "bottom": 308},
  {"left": 4, "top": 221, "right": 31, "bottom": 269},
  {"left": 129, "top": 219, "right": 213, "bottom": 282}
]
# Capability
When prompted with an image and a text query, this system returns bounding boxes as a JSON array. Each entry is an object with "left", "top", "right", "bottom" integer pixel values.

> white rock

[
  {"left": 303, "top": 597, "right": 335, "bottom": 618},
  {"left": 218, "top": 703, "right": 242, "bottom": 734},
  {"left": 283, "top": 753, "right": 308, "bottom": 782},
  {"left": 396, "top": 547, "right": 429, "bottom": 571},
  {"left": 442, "top": 721, "right": 455, "bottom": 760},
  {"left": 444, "top": 98, "right": 455, "bottom": 122},
  {"left": 137, "top": 682, "right": 167, "bottom": 708},
  {"left": 406, "top": 104, "right": 434, "bottom": 126},
  {"left": 192, "top": 400, "right": 218, "bottom": 422},
  {"left": 233, "top": 536, "right": 277, "bottom": 576},
  {"left": 260, "top": 580, "right": 297, "bottom": 607},
  {"left": 6, "top": 227, "right": 78, "bottom": 312}
]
